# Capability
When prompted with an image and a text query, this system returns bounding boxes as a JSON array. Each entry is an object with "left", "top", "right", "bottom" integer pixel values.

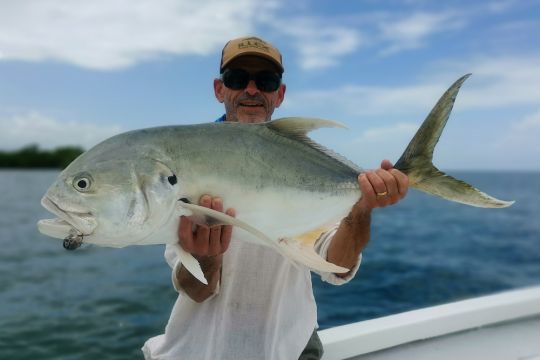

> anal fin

[
  {"left": 277, "top": 237, "right": 349, "bottom": 274},
  {"left": 176, "top": 201, "right": 276, "bottom": 246},
  {"left": 293, "top": 224, "right": 334, "bottom": 247}
]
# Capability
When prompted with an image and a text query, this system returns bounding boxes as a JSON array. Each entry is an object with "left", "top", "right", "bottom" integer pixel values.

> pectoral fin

[
  {"left": 175, "top": 201, "right": 276, "bottom": 246},
  {"left": 175, "top": 201, "right": 349, "bottom": 274},
  {"left": 172, "top": 243, "right": 208, "bottom": 285}
]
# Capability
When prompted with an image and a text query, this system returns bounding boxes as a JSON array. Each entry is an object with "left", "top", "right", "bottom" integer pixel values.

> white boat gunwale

[{"left": 319, "top": 286, "right": 540, "bottom": 360}]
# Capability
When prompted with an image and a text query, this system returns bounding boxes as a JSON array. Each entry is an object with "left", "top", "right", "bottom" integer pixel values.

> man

[{"left": 143, "top": 36, "right": 408, "bottom": 360}]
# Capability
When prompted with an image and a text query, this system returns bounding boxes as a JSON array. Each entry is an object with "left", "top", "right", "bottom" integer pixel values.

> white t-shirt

[{"left": 142, "top": 226, "right": 361, "bottom": 360}]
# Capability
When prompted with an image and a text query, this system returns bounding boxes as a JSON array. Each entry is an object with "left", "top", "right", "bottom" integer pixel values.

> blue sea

[{"left": 0, "top": 170, "right": 539, "bottom": 359}]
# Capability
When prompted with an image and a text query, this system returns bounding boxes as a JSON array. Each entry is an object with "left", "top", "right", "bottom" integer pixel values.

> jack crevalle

[{"left": 38, "top": 74, "right": 513, "bottom": 284}]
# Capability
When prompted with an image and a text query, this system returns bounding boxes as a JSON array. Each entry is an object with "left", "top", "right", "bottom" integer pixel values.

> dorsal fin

[
  {"left": 265, "top": 117, "right": 362, "bottom": 173},
  {"left": 266, "top": 117, "right": 347, "bottom": 136}
]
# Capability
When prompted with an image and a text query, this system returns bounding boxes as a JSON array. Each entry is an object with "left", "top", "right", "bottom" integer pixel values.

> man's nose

[{"left": 245, "top": 80, "right": 260, "bottom": 95}]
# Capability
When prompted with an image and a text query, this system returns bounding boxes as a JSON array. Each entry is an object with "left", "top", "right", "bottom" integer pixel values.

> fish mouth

[{"left": 38, "top": 196, "right": 97, "bottom": 240}]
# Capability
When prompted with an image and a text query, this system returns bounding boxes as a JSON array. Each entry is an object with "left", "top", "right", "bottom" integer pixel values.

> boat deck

[
  {"left": 319, "top": 286, "right": 540, "bottom": 360},
  {"left": 348, "top": 315, "right": 540, "bottom": 360}
]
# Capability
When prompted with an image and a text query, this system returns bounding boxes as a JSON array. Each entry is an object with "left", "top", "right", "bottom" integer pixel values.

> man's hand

[
  {"left": 357, "top": 159, "right": 409, "bottom": 211},
  {"left": 176, "top": 195, "right": 235, "bottom": 302},
  {"left": 327, "top": 160, "right": 409, "bottom": 275},
  {"left": 179, "top": 195, "right": 235, "bottom": 257}
]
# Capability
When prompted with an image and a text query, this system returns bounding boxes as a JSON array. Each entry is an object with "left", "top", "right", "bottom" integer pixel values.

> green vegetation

[{"left": 0, "top": 144, "right": 84, "bottom": 169}]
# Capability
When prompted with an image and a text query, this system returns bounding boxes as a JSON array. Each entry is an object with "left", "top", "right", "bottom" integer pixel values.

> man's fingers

[
  {"left": 220, "top": 208, "right": 235, "bottom": 253},
  {"left": 208, "top": 198, "right": 224, "bottom": 256},
  {"left": 181, "top": 194, "right": 236, "bottom": 257},
  {"left": 357, "top": 164, "right": 409, "bottom": 211},
  {"left": 380, "top": 159, "right": 393, "bottom": 170},
  {"left": 178, "top": 216, "right": 194, "bottom": 252},
  {"left": 366, "top": 171, "right": 387, "bottom": 195},
  {"left": 390, "top": 169, "right": 409, "bottom": 197},
  {"left": 199, "top": 194, "right": 212, "bottom": 208},
  {"left": 369, "top": 171, "right": 391, "bottom": 206},
  {"left": 379, "top": 160, "right": 408, "bottom": 198},
  {"left": 358, "top": 173, "right": 376, "bottom": 205},
  {"left": 194, "top": 225, "right": 210, "bottom": 255},
  {"left": 376, "top": 168, "right": 398, "bottom": 199},
  {"left": 190, "top": 195, "right": 210, "bottom": 255}
]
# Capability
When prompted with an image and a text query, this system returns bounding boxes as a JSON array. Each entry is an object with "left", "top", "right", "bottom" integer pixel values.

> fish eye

[
  {"left": 73, "top": 174, "right": 92, "bottom": 192},
  {"left": 167, "top": 174, "right": 178, "bottom": 186}
]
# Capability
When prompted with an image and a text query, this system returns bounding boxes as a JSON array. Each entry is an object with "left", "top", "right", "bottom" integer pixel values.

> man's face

[{"left": 214, "top": 56, "right": 286, "bottom": 124}]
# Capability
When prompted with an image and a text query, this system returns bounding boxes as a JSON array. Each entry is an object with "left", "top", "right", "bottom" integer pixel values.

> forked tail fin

[{"left": 394, "top": 74, "right": 514, "bottom": 208}]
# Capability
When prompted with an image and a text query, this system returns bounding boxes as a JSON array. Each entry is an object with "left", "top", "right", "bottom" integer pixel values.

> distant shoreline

[{"left": 0, "top": 145, "right": 84, "bottom": 169}]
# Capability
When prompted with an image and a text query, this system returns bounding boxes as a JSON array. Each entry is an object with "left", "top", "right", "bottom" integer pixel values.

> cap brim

[{"left": 221, "top": 52, "right": 284, "bottom": 73}]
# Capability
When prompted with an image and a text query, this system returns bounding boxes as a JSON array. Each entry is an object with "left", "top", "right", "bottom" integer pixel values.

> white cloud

[
  {"left": 286, "top": 55, "right": 540, "bottom": 117},
  {"left": 486, "top": 0, "right": 519, "bottom": 13},
  {"left": 0, "top": 2, "right": 483, "bottom": 72},
  {"left": 266, "top": 10, "right": 461, "bottom": 69},
  {"left": 490, "top": 109, "right": 540, "bottom": 168},
  {"left": 285, "top": 83, "right": 443, "bottom": 117},
  {"left": 347, "top": 122, "right": 418, "bottom": 168},
  {"left": 500, "top": 108, "right": 540, "bottom": 145},
  {"left": 305, "top": 123, "right": 419, "bottom": 172},
  {"left": 270, "top": 17, "right": 362, "bottom": 70},
  {"left": 285, "top": 54, "right": 540, "bottom": 170},
  {"left": 0, "top": 0, "right": 270, "bottom": 69},
  {"left": 355, "top": 122, "right": 418, "bottom": 143},
  {"left": 378, "top": 11, "right": 465, "bottom": 56},
  {"left": 0, "top": 0, "right": 363, "bottom": 71},
  {"left": 0, "top": 112, "right": 123, "bottom": 150},
  {"left": 515, "top": 110, "right": 540, "bottom": 131},
  {"left": 436, "top": 56, "right": 540, "bottom": 109}
]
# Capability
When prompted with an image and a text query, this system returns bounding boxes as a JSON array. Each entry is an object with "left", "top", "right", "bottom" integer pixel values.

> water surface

[{"left": 0, "top": 170, "right": 538, "bottom": 359}]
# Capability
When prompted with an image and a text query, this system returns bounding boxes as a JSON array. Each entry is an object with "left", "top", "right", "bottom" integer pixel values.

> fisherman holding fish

[
  {"left": 37, "top": 34, "right": 513, "bottom": 358},
  {"left": 142, "top": 36, "right": 409, "bottom": 360}
]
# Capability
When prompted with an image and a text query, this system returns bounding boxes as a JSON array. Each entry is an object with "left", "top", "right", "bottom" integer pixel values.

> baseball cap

[{"left": 220, "top": 36, "right": 284, "bottom": 74}]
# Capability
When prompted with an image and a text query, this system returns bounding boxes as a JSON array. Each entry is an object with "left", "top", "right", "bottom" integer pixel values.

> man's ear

[
  {"left": 275, "top": 83, "right": 286, "bottom": 108},
  {"left": 214, "top": 78, "right": 225, "bottom": 103}
]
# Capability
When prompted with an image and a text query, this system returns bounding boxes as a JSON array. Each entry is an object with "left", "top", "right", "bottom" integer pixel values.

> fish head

[{"left": 38, "top": 156, "right": 182, "bottom": 247}]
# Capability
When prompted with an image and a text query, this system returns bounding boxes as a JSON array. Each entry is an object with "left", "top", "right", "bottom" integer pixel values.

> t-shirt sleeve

[
  {"left": 313, "top": 224, "right": 363, "bottom": 285},
  {"left": 164, "top": 244, "right": 184, "bottom": 293}
]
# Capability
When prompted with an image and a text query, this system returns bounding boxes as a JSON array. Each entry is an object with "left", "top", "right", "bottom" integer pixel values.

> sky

[{"left": 1, "top": 0, "right": 539, "bottom": 170}]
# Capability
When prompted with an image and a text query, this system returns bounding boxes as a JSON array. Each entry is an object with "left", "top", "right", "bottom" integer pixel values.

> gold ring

[{"left": 376, "top": 191, "right": 388, "bottom": 197}]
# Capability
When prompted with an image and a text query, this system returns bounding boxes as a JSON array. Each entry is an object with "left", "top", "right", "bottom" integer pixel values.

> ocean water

[{"left": 0, "top": 170, "right": 539, "bottom": 359}]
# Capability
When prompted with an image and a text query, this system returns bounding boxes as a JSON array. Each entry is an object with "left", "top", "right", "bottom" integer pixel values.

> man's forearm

[
  {"left": 176, "top": 255, "right": 222, "bottom": 303},
  {"left": 326, "top": 205, "right": 371, "bottom": 275}
]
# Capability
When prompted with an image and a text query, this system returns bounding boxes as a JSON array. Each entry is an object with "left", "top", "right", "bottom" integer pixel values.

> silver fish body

[
  {"left": 38, "top": 74, "right": 514, "bottom": 283},
  {"left": 41, "top": 120, "right": 361, "bottom": 244}
]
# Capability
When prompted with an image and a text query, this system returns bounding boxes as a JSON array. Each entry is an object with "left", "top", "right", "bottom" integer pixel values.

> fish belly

[{"left": 184, "top": 177, "right": 358, "bottom": 246}]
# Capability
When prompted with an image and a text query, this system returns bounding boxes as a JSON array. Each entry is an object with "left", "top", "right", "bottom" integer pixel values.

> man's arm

[
  {"left": 175, "top": 195, "right": 235, "bottom": 303},
  {"left": 326, "top": 160, "right": 409, "bottom": 276}
]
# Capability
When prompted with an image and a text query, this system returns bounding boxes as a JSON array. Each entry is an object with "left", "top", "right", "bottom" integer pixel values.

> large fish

[{"left": 37, "top": 74, "right": 513, "bottom": 284}]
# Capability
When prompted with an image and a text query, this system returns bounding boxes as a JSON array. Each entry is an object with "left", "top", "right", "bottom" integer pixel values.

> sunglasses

[{"left": 221, "top": 69, "right": 282, "bottom": 92}]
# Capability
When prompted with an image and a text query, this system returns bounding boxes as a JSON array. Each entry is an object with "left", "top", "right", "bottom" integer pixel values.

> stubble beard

[{"left": 225, "top": 101, "right": 273, "bottom": 124}]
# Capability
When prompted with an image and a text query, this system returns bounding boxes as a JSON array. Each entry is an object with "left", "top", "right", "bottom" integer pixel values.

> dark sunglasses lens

[
  {"left": 223, "top": 69, "right": 281, "bottom": 92},
  {"left": 255, "top": 71, "right": 281, "bottom": 92},
  {"left": 223, "top": 69, "right": 249, "bottom": 90}
]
